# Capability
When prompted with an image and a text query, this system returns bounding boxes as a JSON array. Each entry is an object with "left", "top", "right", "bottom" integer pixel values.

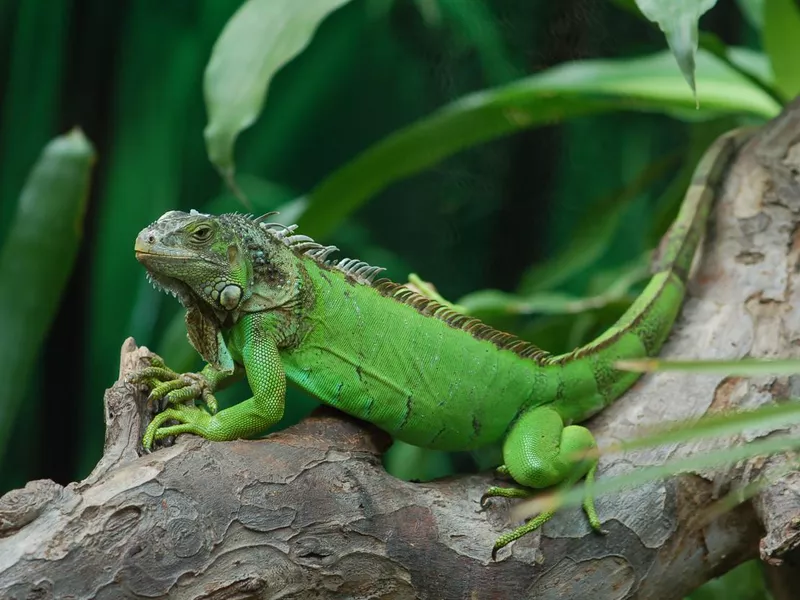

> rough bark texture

[{"left": 3, "top": 101, "right": 800, "bottom": 599}]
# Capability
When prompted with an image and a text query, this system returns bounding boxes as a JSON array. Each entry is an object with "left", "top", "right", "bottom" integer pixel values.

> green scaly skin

[{"left": 129, "top": 130, "right": 747, "bottom": 558}]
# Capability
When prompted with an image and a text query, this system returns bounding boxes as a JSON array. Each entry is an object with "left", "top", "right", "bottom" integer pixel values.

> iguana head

[{"left": 135, "top": 209, "right": 307, "bottom": 326}]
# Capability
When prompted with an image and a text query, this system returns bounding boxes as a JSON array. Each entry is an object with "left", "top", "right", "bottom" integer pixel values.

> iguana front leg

[{"left": 140, "top": 319, "right": 286, "bottom": 450}]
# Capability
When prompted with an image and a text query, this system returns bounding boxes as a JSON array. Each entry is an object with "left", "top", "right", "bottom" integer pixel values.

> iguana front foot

[
  {"left": 128, "top": 358, "right": 218, "bottom": 414},
  {"left": 142, "top": 403, "right": 220, "bottom": 450}
]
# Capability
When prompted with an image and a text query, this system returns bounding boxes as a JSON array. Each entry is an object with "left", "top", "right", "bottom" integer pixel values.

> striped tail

[{"left": 548, "top": 129, "right": 750, "bottom": 421}]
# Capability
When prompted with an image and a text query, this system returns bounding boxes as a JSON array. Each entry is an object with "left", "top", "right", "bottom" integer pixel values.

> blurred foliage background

[{"left": 0, "top": 0, "right": 795, "bottom": 597}]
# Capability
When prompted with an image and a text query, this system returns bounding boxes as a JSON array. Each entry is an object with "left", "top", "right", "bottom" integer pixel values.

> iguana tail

[{"left": 550, "top": 128, "right": 750, "bottom": 422}]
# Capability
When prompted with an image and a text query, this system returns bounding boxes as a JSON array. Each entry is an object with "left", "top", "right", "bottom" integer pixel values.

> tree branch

[{"left": 3, "top": 100, "right": 800, "bottom": 599}]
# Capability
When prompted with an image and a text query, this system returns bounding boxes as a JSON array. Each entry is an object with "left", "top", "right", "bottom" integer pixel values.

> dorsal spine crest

[{"left": 242, "top": 213, "right": 551, "bottom": 364}]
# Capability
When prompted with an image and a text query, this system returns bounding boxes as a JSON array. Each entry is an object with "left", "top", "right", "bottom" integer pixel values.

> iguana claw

[{"left": 128, "top": 360, "right": 218, "bottom": 414}]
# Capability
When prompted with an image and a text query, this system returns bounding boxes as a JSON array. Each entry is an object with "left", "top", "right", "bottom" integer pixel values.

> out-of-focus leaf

[
  {"left": 459, "top": 258, "right": 645, "bottom": 318},
  {"left": 518, "top": 151, "right": 678, "bottom": 294},
  {"left": 298, "top": 49, "right": 779, "bottom": 239},
  {"left": 514, "top": 399, "right": 800, "bottom": 520},
  {"left": 384, "top": 440, "right": 453, "bottom": 482},
  {"left": 616, "top": 357, "right": 800, "bottom": 375},
  {"left": 689, "top": 560, "right": 767, "bottom": 600},
  {"left": 698, "top": 37, "right": 779, "bottom": 103},
  {"left": 413, "top": 0, "right": 442, "bottom": 25},
  {"left": 635, "top": 0, "right": 718, "bottom": 100},
  {"left": 204, "top": 0, "right": 354, "bottom": 183},
  {"left": 437, "top": 0, "right": 521, "bottom": 84},
  {"left": 0, "top": 130, "right": 95, "bottom": 465},
  {"left": 725, "top": 47, "right": 776, "bottom": 91},
  {"left": 0, "top": 0, "right": 69, "bottom": 244},
  {"left": 764, "top": 0, "right": 800, "bottom": 101},
  {"left": 736, "top": 0, "right": 764, "bottom": 31}
]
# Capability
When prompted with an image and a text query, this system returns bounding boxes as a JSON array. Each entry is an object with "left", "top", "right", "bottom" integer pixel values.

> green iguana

[{"left": 130, "top": 130, "right": 747, "bottom": 558}]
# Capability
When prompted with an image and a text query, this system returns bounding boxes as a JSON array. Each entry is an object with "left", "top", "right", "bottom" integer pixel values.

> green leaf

[
  {"left": 460, "top": 256, "right": 646, "bottom": 318},
  {"left": 764, "top": 0, "right": 800, "bottom": 100},
  {"left": 298, "top": 49, "right": 779, "bottom": 239},
  {"left": 635, "top": 0, "right": 718, "bottom": 100},
  {"left": 736, "top": 0, "right": 764, "bottom": 31},
  {"left": 204, "top": 0, "right": 354, "bottom": 182},
  {"left": 616, "top": 357, "right": 800, "bottom": 376},
  {"left": 436, "top": 0, "right": 521, "bottom": 85},
  {"left": 725, "top": 47, "right": 776, "bottom": 91},
  {"left": 0, "top": 129, "right": 95, "bottom": 466}
]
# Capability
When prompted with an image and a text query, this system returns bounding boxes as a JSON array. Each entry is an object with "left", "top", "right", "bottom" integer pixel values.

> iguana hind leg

[{"left": 483, "top": 405, "right": 603, "bottom": 558}]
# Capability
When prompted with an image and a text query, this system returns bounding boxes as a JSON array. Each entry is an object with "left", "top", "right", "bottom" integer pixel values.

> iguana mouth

[{"left": 135, "top": 249, "right": 197, "bottom": 261}]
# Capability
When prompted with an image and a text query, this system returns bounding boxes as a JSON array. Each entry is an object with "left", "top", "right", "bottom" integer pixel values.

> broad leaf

[{"left": 204, "top": 0, "right": 354, "bottom": 182}]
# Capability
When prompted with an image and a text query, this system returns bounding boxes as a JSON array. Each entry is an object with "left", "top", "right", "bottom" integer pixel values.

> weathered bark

[{"left": 3, "top": 101, "right": 800, "bottom": 600}]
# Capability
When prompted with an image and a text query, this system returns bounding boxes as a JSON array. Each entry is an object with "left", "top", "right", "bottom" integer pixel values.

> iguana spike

[
  {"left": 253, "top": 211, "right": 279, "bottom": 223},
  {"left": 292, "top": 242, "right": 323, "bottom": 253},
  {"left": 285, "top": 234, "right": 315, "bottom": 246},
  {"left": 274, "top": 224, "right": 299, "bottom": 239}
]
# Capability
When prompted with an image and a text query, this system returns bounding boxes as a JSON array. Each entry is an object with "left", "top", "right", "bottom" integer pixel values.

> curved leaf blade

[
  {"left": 204, "top": 0, "right": 353, "bottom": 181},
  {"left": 298, "top": 49, "right": 779, "bottom": 238},
  {"left": 0, "top": 129, "right": 96, "bottom": 464}
]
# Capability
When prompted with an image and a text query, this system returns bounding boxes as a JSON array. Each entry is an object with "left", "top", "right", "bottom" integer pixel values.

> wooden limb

[{"left": 3, "top": 100, "right": 800, "bottom": 600}]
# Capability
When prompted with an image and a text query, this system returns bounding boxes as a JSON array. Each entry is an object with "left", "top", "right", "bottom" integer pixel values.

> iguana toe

[{"left": 142, "top": 404, "right": 214, "bottom": 450}]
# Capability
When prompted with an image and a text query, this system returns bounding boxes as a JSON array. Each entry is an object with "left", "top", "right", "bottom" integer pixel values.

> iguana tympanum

[{"left": 130, "top": 130, "right": 746, "bottom": 558}]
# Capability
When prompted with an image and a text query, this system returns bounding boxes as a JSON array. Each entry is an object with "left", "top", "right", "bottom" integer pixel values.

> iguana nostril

[{"left": 148, "top": 235, "right": 155, "bottom": 243}]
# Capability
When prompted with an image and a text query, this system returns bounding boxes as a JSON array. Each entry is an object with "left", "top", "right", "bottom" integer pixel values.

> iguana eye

[{"left": 191, "top": 225, "right": 212, "bottom": 242}]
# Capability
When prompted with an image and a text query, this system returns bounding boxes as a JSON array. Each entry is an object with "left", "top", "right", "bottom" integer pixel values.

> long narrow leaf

[
  {"left": 298, "top": 49, "right": 779, "bottom": 238},
  {"left": 616, "top": 357, "right": 800, "bottom": 375},
  {"left": 0, "top": 130, "right": 95, "bottom": 466}
]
